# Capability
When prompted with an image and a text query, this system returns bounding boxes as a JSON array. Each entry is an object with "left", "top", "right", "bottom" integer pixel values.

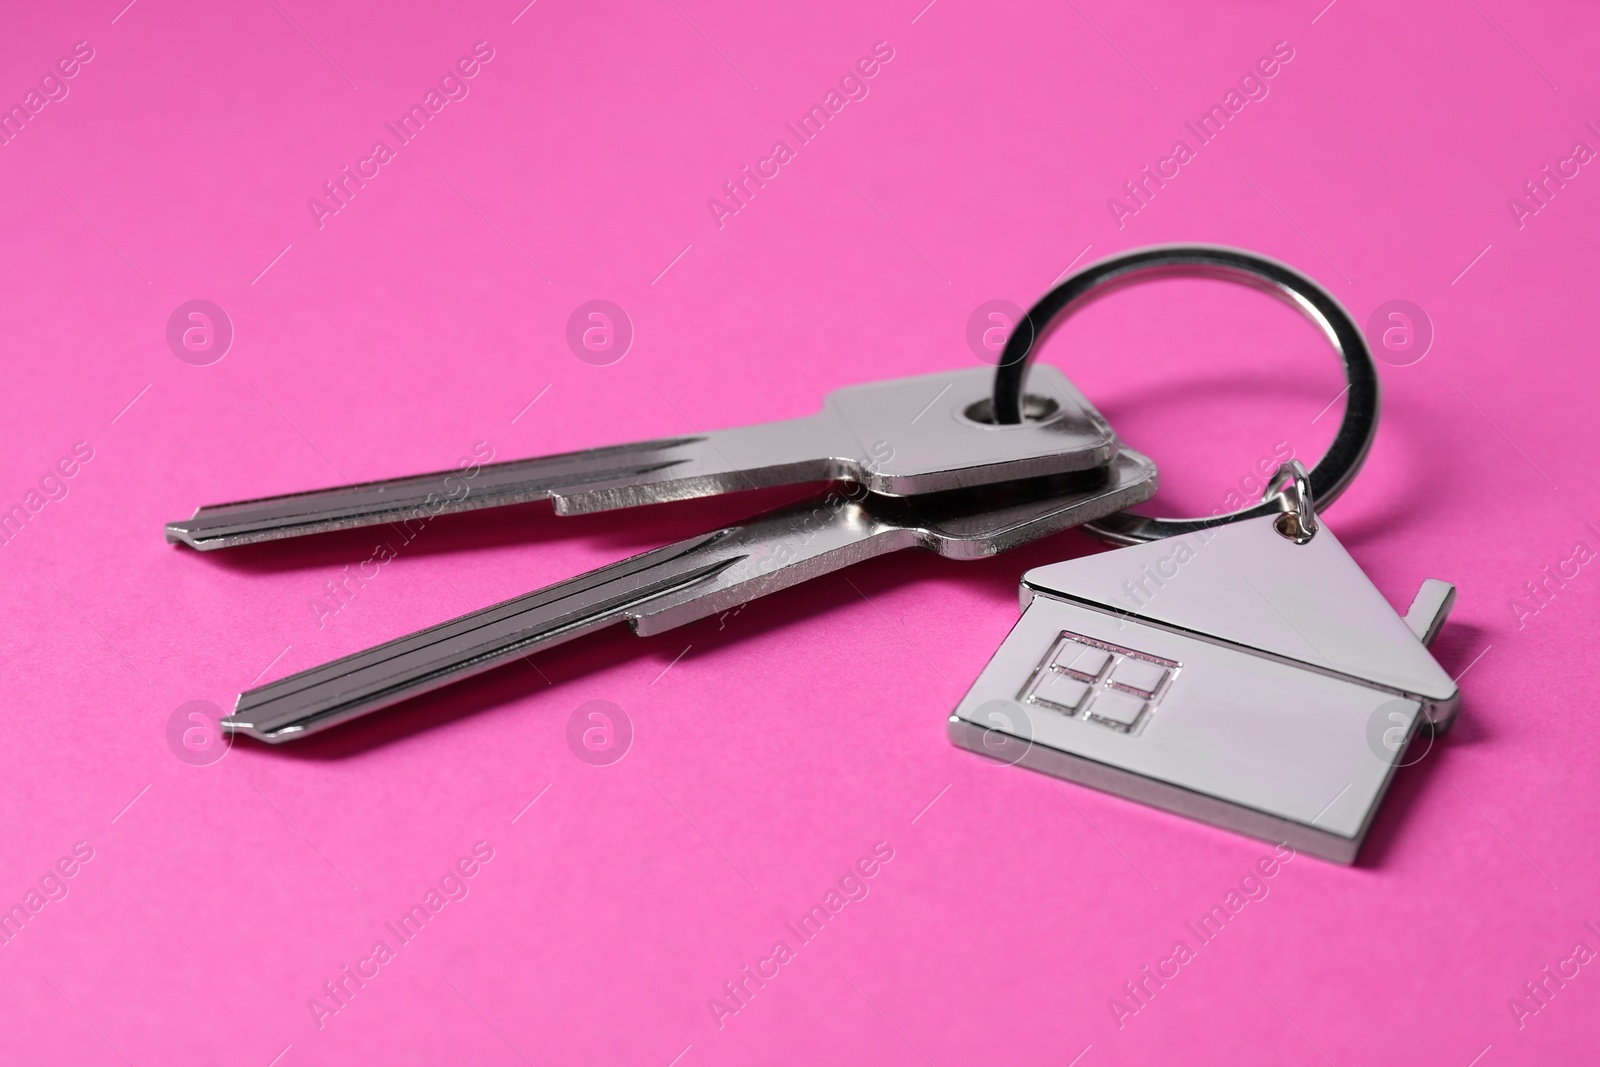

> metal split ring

[{"left": 991, "top": 244, "right": 1379, "bottom": 545}]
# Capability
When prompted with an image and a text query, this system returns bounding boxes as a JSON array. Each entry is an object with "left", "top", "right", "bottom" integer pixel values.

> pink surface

[{"left": 1, "top": 0, "right": 1596, "bottom": 1063}]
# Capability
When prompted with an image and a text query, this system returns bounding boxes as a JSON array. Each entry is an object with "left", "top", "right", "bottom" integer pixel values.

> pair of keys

[
  {"left": 168, "top": 246, "right": 1462, "bottom": 864},
  {"left": 167, "top": 354, "right": 1158, "bottom": 743}
]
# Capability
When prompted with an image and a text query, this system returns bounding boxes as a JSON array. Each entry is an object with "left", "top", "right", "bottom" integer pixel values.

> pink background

[{"left": 1, "top": 0, "right": 1596, "bottom": 1063}]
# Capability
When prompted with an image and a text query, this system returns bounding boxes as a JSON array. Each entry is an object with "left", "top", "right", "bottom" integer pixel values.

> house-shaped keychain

[{"left": 950, "top": 508, "right": 1461, "bottom": 864}]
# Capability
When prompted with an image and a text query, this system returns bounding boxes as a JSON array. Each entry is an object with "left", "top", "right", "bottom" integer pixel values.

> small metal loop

[
  {"left": 1265, "top": 460, "right": 1318, "bottom": 543},
  {"left": 991, "top": 244, "right": 1379, "bottom": 544}
]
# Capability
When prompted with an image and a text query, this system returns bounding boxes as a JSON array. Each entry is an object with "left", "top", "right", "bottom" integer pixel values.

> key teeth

[
  {"left": 552, "top": 484, "right": 695, "bottom": 516},
  {"left": 548, "top": 460, "right": 747, "bottom": 516}
]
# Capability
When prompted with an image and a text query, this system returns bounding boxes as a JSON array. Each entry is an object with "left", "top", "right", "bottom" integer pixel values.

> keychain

[{"left": 950, "top": 246, "right": 1461, "bottom": 864}]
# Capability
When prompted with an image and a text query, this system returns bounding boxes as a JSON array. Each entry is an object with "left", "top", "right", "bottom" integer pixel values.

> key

[
  {"left": 224, "top": 448, "right": 1156, "bottom": 742},
  {"left": 166, "top": 366, "right": 1115, "bottom": 550}
]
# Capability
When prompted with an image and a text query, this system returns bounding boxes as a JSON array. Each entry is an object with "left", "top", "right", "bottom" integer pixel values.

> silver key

[
  {"left": 165, "top": 366, "right": 1115, "bottom": 550},
  {"left": 225, "top": 449, "right": 1156, "bottom": 742}
]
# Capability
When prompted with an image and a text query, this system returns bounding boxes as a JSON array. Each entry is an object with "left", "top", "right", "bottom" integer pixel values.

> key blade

[
  {"left": 224, "top": 531, "right": 747, "bottom": 742},
  {"left": 165, "top": 438, "right": 701, "bottom": 550}
]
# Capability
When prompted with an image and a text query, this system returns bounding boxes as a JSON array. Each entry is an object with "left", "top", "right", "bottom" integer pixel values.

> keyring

[{"left": 992, "top": 244, "right": 1378, "bottom": 545}]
